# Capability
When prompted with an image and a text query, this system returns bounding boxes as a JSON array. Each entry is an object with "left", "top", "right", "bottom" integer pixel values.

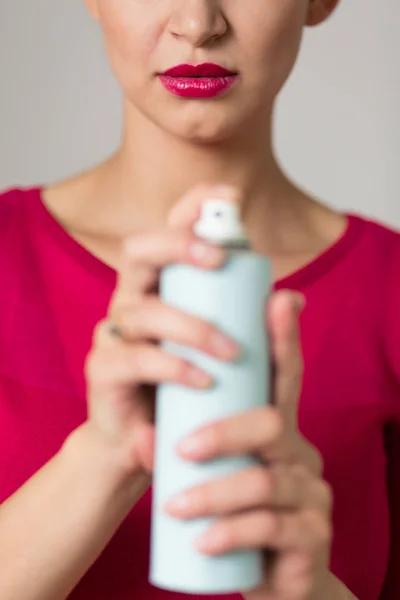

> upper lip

[{"left": 161, "top": 63, "right": 236, "bottom": 77}]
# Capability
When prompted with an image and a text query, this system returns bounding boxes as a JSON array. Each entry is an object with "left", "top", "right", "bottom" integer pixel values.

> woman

[{"left": 0, "top": 0, "right": 399, "bottom": 598}]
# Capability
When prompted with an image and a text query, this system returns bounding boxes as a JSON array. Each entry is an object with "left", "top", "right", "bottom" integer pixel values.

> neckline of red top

[{"left": 27, "top": 186, "right": 366, "bottom": 292}]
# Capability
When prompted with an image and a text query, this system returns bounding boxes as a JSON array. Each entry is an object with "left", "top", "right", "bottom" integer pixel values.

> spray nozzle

[{"left": 193, "top": 199, "right": 249, "bottom": 246}]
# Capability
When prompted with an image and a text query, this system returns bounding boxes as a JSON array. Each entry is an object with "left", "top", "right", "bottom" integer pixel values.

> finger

[
  {"left": 166, "top": 464, "right": 332, "bottom": 518},
  {"left": 268, "top": 291, "right": 304, "bottom": 426},
  {"left": 114, "top": 229, "right": 225, "bottom": 304},
  {"left": 115, "top": 229, "right": 225, "bottom": 300},
  {"left": 165, "top": 464, "right": 307, "bottom": 518},
  {"left": 109, "top": 296, "right": 240, "bottom": 360},
  {"left": 177, "top": 405, "right": 288, "bottom": 462},
  {"left": 134, "top": 425, "right": 157, "bottom": 474},
  {"left": 86, "top": 334, "right": 213, "bottom": 393},
  {"left": 243, "top": 551, "right": 316, "bottom": 600},
  {"left": 270, "top": 551, "right": 316, "bottom": 600},
  {"left": 168, "top": 184, "right": 242, "bottom": 229},
  {"left": 195, "top": 508, "right": 331, "bottom": 556}
]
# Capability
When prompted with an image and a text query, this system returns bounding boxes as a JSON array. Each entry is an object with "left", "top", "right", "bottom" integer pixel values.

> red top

[{"left": 1, "top": 187, "right": 400, "bottom": 600}]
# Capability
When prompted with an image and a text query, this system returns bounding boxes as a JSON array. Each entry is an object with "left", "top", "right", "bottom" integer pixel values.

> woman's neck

[
  {"left": 44, "top": 102, "right": 340, "bottom": 272},
  {"left": 86, "top": 102, "right": 306, "bottom": 249}
]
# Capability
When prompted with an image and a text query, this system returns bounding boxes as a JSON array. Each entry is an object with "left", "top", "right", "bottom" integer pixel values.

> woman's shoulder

[
  {"left": 0, "top": 187, "right": 34, "bottom": 250},
  {"left": 358, "top": 211, "right": 400, "bottom": 243},
  {"left": 348, "top": 211, "right": 400, "bottom": 276},
  {"left": 341, "top": 214, "right": 400, "bottom": 327},
  {"left": 0, "top": 186, "right": 39, "bottom": 199},
  {"left": 0, "top": 185, "right": 35, "bottom": 206},
  {"left": 350, "top": 212, "right": 400, "bottom": 376},
  {"left": 0, "top": 186, "right": 40, "bottom": 230},
  {"left": 0, "top": 170, "right": 95, "bottom": 228},
  {"left": 0, "top": 186, "right": 41, "bottom": 277}
]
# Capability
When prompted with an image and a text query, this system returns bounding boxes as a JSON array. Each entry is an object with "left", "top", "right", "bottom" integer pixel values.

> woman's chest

[
  {"left": 0, "top": 359, "right": 389, "bottom": 600},
  {"left": 0, "top": 281, "right": 390, "bottom": 599}
]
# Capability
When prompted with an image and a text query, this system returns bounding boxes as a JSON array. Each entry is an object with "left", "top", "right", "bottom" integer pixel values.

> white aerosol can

[{"left": 150, "top": 199, "right": 271, "bottom": 595}]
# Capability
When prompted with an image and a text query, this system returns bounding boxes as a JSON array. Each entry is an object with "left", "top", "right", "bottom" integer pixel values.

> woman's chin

[
  {"left": 159, "top": 109, "right": 244, "bottom": 145},
  {"left": 127, "top": 86, "right": 257, "bottom": 144}
]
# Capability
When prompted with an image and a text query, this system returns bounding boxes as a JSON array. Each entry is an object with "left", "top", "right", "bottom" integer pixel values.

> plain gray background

[{"left": 0, "top": 0, "right": 399, "bottom": 227}]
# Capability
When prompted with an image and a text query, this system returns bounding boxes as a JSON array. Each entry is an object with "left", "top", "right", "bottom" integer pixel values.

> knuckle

[
  {"left": 218, "top": 521, "right": 235, "bottom": 547},
  {"left": 109, "top": 290, "right": 131, "bottom": 314},
  {"left": 319, "top": 519, "right": 332, "bottom": 546},
  {"left": 118, "top": 295, "right": 143, "bottom": 316},
  {"left": 125, "top": 346, "right": 144, "bottom": 377},
  {"left": 118, "top": 303, "right": 145, "bottom": 336},
  {"left": 172, "top": 356, "right": 192, "bottom": 382},
  {"left": 261, "top": 406, "right": 284, "bottom": 440},
  {"left": 204, "top": 422, "right": 224, "bottom": 452},
  {"left": 281, "top": 575, "right": 311, "bottom": 599},
  {"left": 92, "top": 319, "right": 108, "bottom": 346},
  {"left": 311, "top": 515, "right": 332, "bottom": 552},
  {"left": 292, "top": 463, "right": 312, "bottom": 484},
  {"left": 297, "top": 578, "right": 314, "bottom": 600},
  {"left": 252, "top": 467, "right": 272, "bottom": 501},
  {"left": 113, "top": 296, "right": 154, "bottom": 338},
  {"left": 85, "top": 351, "right": 110, "bottom": 386},
  {"left": 314, "top": 503, "right": 331, "bottom": 533},
  {"left": 296, "top": 555, "right": 313, "bottom": 575},
  {"left": 310, "top": 447, "right": 324, "bottom": 476},
  {"left": 302, "top": 508, "right": 318, "bottom": 528},
  {"left": 316, "top": 480, "right": 333, "bottom": 512},
  {"left": 108, "top": 288, "right": 121, "bottom": 312},
  {"left": 303, "top": 510, "right": 332, "bottom": 550},
  {"left": 195, "top": 484, "right": 214, "bottom": 513},
  {"left": 111, "top": 302, "right": 127, "bottom": 321},
  {"left": 262, "top": 511, "right": 279, "bottom": 540},
  {"left": 194, "top": 321, "right": 216, "bottom": 349},
  {"left": 84, "top": 350, "right": 96, "bottom": 381}
]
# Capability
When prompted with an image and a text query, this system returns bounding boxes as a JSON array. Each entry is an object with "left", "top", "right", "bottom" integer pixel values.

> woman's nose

[{"left": 168, "top": 0, "right": 228, "bottom": 47}]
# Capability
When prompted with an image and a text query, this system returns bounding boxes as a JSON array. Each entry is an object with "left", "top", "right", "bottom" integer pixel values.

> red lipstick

[{"left": 159, "top": 63, "right": 238, "bottom": 99}]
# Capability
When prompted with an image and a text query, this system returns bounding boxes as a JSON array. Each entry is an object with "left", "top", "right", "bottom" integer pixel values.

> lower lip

[{"left": 159, "top": 75, "right": 237, "bottom": 98}]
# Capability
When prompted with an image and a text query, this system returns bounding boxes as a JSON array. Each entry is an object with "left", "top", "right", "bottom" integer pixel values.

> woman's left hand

[{"left": 165, "top": 290, "right": 333, "bottom": 600}]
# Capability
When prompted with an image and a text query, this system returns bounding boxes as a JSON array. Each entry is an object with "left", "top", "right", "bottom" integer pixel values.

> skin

[
  {"left": 44, "top": 0, "right": 345, "bottom": 279},
  {"left": 0, "top": 1, "right": 360, "bottom": 599},
  {"left": 92, "top": 186, "right": 354, "bottom": 600},
  {"left": 84, "top": 0, "right": 337, "bottom": 143}
]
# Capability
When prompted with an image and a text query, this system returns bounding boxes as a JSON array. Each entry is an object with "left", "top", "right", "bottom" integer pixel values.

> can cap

[{"left": 193, "top": 199, "right": 249, "bottom": 246}]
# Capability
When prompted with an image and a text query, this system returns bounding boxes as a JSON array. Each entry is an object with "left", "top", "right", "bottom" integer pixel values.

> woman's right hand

[{"left": 84, "top": 186, "right": 241, "bottom": 478}]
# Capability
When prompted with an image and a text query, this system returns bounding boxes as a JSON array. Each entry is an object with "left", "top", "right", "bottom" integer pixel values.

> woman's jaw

[
  {"left": 82, "top": 0, "right": 340, "bottom": 231},
  {"left": 88, "top": 0, "right": 339, "bottom": 145}
]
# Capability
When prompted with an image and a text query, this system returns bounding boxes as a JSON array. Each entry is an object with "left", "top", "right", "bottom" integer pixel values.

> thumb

[
  {"left": 267, "top": 290, "right": 305, "bottom": 429},
  {"left": 134, "top": 424, "right": 156, "bottom": 474}
]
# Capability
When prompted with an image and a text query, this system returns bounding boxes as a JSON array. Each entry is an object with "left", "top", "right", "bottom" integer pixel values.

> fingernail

[
  {"left": 188, "top": 367, "right": 213, "bottom": 389},
  {"left": 178, "top": 430, "right": 212, "bottom": 459},
  {"left": 190, "top": 242, "right": 224, "bottom": 266},
  {"left": 165, "top": 493, "right": 193, "bottom": 515},
  {"left": 210, "top": 333, "right": 240, "bottom": 360},
  {"left": 195, "top": 527, "right": 228, "bottom": 553}
]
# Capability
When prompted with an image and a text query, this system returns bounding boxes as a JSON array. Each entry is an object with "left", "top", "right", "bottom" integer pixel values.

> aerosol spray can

[{"left": 150, "top": 199, "right": 271, "bottom": 595}]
